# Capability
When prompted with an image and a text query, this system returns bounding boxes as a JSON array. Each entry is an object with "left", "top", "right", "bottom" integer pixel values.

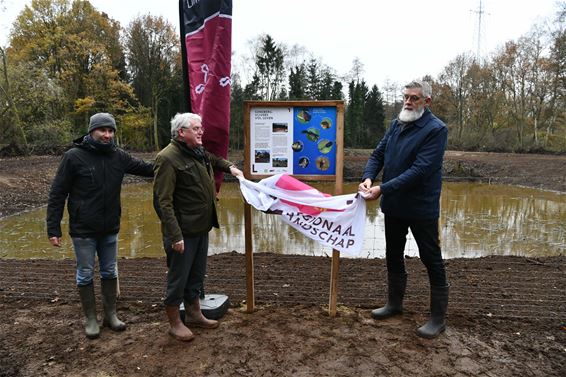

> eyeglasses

[
  {"left": 182, "top": 126, "right": 204, "bottom": 133},
  {"left": 403, "top": 94, "right": 422, "bottom": 102}
]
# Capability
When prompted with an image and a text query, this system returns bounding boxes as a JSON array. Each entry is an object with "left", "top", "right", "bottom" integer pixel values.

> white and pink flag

[{"left": 238, "top": 174, "right": 366, "bottom": 256}]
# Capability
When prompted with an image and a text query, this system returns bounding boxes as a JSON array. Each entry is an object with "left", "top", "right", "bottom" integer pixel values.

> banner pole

[{"left": 178, "top": 0, "right": 191, "bottom": 112}]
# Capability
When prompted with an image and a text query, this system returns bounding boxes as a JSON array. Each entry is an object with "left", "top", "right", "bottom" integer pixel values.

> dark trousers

[
  {"left": 163, "top": 234, "right": 209, "bottom": 306},
  {"left": 384, "top": 215, "right": 447, "bottom": 287}
]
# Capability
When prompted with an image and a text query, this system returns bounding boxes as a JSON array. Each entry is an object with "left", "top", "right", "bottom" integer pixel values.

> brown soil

[{"left": 1, "top": 151, "right": 565, "bottom": 377}]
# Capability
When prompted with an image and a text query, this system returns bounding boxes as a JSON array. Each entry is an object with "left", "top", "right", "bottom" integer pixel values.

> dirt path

[
  {"left": 1, "top": 151, "right": 565, "bottom": 376},
  {"left": 1, "top": 255, "right": 565, "bottom": 377}
]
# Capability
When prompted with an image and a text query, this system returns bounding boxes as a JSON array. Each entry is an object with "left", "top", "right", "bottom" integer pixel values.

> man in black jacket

[{"left": 47, "top": 112, "right": 153, "bottom": 339}]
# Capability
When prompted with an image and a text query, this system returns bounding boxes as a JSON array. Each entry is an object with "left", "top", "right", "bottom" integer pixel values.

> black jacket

[{"left": 46, "top": 136, "right": 153, "bottom": 238}]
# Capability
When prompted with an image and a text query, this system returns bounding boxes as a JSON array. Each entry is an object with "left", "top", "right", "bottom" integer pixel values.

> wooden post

[
  {"left": 242, "top": 102, "right": 255, "bottom": 313},
  {"left": 328, "top": 187, "right": 343, "bottom": 317},
  {"left": 244, "top": 202, "right": 255, "bottom": 313},
  {"left": 328, "top": 250, "right": 340, "bottom": 317},
  {"left": 328, "top": 102, "right": 345, "bottom": 317}
]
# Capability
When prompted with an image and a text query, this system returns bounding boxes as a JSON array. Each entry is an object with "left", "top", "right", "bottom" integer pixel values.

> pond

[{"left": 0, "top": 182, "right": 564, "bottom": 259}]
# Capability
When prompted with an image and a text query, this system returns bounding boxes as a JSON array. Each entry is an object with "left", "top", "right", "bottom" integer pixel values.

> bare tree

[{"left": 437, "top": 53, "right": 475, "bottom": 146}]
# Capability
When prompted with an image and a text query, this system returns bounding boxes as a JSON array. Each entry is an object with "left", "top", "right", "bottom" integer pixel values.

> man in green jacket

[{"left": 153, "top": 112, "right": 243, "bottom": 342}]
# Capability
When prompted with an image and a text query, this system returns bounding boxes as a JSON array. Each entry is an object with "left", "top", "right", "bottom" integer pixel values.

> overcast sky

[{"left": 0, "top": 0, "right": 560, "bottom": 88}]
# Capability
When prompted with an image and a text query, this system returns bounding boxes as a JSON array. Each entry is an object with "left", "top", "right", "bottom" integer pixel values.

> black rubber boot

[
  {"left": 417, "top": 285, "right": 450, "bottom": 339},
  {"left": 78, "top": 283, "right": 100, "bottom": 339},
  {"left": 371, "top": 272, "right": 407, "bottom": 320},
  {"left": 101, "top": 278, "right": 126, "bottom": 332}
]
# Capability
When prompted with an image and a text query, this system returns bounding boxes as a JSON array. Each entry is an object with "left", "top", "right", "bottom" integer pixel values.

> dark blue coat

[{"left": 362, "top": 108, "right": 447, "bottom": 219}]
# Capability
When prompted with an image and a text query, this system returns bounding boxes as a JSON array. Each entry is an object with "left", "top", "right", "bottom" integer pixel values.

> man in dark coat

[
  {"left": 153, "top": 112, "right": 243, "bottom": 342},
  {"left": 359, "top": 80, "right": 449, "bottom": 339},
  {"left": 47, "top": 112, "right": 153, "bottom": 339}
]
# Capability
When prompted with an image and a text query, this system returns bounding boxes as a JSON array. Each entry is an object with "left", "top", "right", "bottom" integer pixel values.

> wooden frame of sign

[{"left": 243, "top": 100, "right": 345, "bottom": 317}]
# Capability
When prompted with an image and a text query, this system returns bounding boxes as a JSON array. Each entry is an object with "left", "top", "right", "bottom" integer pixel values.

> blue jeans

[
  {"left": 384, "top": 216, "right": 447, "bottom": 287},
  {"left": 72, "top": 234, "right": 118, "bottom": 286},
  {"left": 163, "top": 234, "right": 209, "bottom": 306}
]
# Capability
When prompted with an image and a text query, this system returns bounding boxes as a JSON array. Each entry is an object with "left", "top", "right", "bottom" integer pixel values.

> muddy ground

[{"left": 0, "top": 150, "right": 565, "bottom": 377}]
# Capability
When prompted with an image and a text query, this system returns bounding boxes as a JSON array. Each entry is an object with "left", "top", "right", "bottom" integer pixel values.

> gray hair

[
  {"left": 404, "top": 80, "right": 432, "bottom": 99},
  {"left": 170, "top": 113, "right": 202, "bottom": 139}
]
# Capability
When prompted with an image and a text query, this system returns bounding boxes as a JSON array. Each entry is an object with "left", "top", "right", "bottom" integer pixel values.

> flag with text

[{"left": 239, "top": 174, "right": 367, "bottom": 256}]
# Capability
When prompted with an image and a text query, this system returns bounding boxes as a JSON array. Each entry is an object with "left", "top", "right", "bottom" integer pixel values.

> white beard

[{"left": 398, "top": 107, "right": 425, "bottom": 123}]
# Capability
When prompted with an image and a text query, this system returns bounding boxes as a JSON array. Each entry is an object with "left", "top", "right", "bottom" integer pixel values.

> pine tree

[
  {"left": 363, "top": 85, "right": 386, "bottom": 148},
  {"left": 255, "top": 35, "right": 285, "bottom": 100},
  {"left": 229, "top": 74, "right": 245, "bottom": 150},
  {"left": 288, "top": 64, "right": 307, "bottom": 100}
]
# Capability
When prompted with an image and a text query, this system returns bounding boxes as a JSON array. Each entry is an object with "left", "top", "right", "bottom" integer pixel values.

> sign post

[{"left": 243, "top": 100, "right": 344, "bottom": 316}]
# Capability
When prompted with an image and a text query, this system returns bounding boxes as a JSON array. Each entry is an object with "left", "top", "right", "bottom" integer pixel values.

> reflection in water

[
  {"left": 441, "top": 183, "right": 565, "bottom": 258},
  {"left": 0, "top": 182, "right": 564, "bottom": 260}
]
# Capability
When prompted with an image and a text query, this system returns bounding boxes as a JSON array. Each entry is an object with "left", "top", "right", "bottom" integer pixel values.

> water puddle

[{"left": 0, "top": 182, "right": 564, "bottom": 259}]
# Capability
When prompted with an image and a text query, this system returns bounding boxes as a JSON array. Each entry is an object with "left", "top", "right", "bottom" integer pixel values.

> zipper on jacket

[{"left": 103, "top": 157, "right": 107, "bottom": 232}]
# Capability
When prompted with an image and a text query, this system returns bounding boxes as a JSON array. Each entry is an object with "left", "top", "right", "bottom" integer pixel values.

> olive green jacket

[{"left": 153, "top": 139, "right": 233, "bottom": 242}]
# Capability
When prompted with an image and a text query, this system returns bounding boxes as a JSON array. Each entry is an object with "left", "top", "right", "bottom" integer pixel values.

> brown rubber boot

[
  {"left": 165, "top": 305, "right": 195, "bottom": 342},
  {"left": 183, "top": 297, "right": 219, "bottom": 329}
]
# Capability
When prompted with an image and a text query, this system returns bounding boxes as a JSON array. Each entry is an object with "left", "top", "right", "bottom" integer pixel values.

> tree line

[{"left": 0, "top": 0, "right": 564, "bottom": 155}]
